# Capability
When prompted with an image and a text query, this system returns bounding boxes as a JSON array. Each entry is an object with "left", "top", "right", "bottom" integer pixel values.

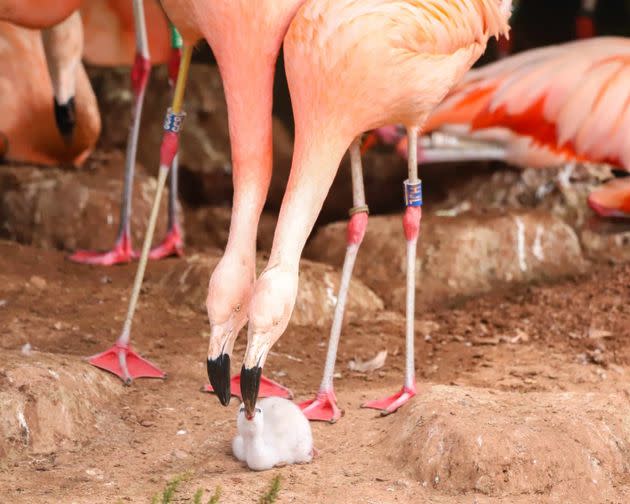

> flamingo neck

[{"left": 269, "top": 132, "right": 350, "bottom": 268}]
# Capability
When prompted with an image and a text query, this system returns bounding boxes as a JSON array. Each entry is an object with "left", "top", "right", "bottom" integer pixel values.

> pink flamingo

[
  {"left": 238, "top": 0, "right": 513, "bottom": 420},
  {"left": 68, "top": 1, "right": 182, "bottom": 265},
  {"left": 0, "top": 15, "right": 100, "bottom": 166},
  {"left": 0, "top": 1, "right": 181, "bottom": 265},
  {"left": 388, "top": 37, "right": 630, "bottom": 218},
  {"left": 131, "top": 0, "right": 309, "bottom": 400}
]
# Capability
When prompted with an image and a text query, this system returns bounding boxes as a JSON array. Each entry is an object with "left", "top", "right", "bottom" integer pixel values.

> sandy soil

[{"left": 0, "top": 237, "right": 628, "bottom": 503}]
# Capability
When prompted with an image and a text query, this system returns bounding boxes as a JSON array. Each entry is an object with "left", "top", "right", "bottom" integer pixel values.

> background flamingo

[
  {"left": 374, "top": 37, "right": 630, "bottom": 218},
  {"left": 0, "top": 16, "right": 100, "bottom": 165},
  {"left": 238, "top": 0, "right": 512, "bottom": 419}
]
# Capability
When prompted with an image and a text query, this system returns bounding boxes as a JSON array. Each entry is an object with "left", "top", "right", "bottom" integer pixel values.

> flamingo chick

[
  {"left": 239, "top": 0, "right": 512, "bottom": 419},
  {"left": 160, "top": 0, "right": 308, "bottom": 402},
  {"left": 233, "top": 397, "right": 314, "bottom": 471}
]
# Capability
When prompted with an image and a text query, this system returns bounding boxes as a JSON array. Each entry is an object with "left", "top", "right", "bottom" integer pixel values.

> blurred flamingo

[
  {"left": 0, "top": 16, "right": 100, "bottom": 166},
  {"left": 381, "top": 37, "right": 630, "bottom": 218},
  {"left": 236, "top": 0, "right": 512, "bottom": 420}
]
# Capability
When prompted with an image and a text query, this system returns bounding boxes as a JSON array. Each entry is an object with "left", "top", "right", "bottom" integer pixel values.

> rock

[
  {"left": 306, "top": 210, "right": 587, "bottom": 311},
  {"left": 0, "top": 151, "right": 175, "bottom": 252},
  {"left": 156, "top": 251, "right": 384, "bottom": 327},
  {"left": 380, "top": 385, "right": 630, "bottom": 501},
  {"left": 0, "top": 351, "right": 121, "bottom": 460}
]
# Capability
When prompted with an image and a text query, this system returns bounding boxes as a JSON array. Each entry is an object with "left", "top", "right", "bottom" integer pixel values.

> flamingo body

[
  {"left": 425, "top": 37, "right": 630, "bottom": 170},
  {"left": 239, "top": 0, "right": 512, "bottom": 416}
]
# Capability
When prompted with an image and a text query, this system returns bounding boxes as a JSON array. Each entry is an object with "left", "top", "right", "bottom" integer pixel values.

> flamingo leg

[
  {"left": 89, "top": 45, "right": 193, "bottom": 384},
  {"left": 300, "top": 137, "right": 368, "bottom": 423},
  {"left": 69, "top": 0, "right": 151, "bottom": 266},
  {"left": 150, "top": 28, "right": 184, "bottom": 260},
  {"left": 363, "top": 126, "right": 421, "bottom": 415}
]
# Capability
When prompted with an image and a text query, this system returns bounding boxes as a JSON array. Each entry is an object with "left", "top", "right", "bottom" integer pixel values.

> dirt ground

[{"left": 0, "top": 231, "right": 628, "bottom": 503}]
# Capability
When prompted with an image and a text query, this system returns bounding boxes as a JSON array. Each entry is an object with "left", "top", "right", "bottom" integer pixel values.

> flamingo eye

[{"left": 234, "top": 304, "right": 241, "bottom": 312}]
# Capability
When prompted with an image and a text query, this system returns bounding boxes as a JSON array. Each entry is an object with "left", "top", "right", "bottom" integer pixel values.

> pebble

[{"left": 29, "top": 276, "right": 47, "bottom": 289}]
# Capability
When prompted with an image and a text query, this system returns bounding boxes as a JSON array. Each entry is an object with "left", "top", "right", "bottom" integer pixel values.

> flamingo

[
  {"left": 237, "top": 0, "right": 512, "bottom": 420},
  {"left": 380, "top": 37, "right": 630, "bottom": 218},
  {"left": 69, "top": 1, "right": 183, "bottom": 265},
  {"left": 118, "top": 0, "right": 307, "bottom": 396},
  {"left": 0, "top": 16, "right": 100, "bottom": 166},
  {"left": 0, "top": 1, "right": 181, "bottom": 266}
]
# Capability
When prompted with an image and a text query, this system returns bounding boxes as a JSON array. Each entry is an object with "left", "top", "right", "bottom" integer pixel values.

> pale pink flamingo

[
  {"left": 116, "top": 0, "right": 308, "bottom": 397},
  {"left": 384, "top": 37, "right": 630, "bottom": 218},
  {"left": 238, "top": 0, "right": 513, "bottom": 419}
]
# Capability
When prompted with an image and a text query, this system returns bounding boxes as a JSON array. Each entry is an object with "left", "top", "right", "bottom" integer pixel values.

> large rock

[
  {"left": 156, "top": 251, "right": 384, "bottom": 327},
  {"left": 430, "top": 163, "right": 630, "bottom": 264},
  {"left": 306, "top": 210, "right": 587, "bottom": 310},
  {"left": 0, "top": 351, "right": 120, "bottom": 460},
  {"left": 381, "top": 385, "right": 630, "bottom": 501},
  {"left": 0, "top": 151, "right": 174, "bottom": 252}
]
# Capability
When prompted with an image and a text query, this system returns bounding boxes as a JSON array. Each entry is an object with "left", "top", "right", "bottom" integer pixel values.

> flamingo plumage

[
  {"left": 238, "top": 0, "right": 512, "bottom": 419},
  {"left": 389, "top": 37, "right": 630, "bottom": 217}
]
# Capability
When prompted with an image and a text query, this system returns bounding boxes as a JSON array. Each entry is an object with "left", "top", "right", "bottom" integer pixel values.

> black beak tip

[
  {"left": 240, "top": 365, "right": 262, "bottom": 415},
  {"left": 207, "top": 354, "right": 231, "bottom": 406},
  {"left": 53, "top": 97, "right": 76, "bottom": 139}
]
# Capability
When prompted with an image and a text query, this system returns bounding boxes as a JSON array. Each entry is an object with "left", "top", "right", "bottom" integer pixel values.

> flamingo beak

[
  {"left": 53, "top": 96, "right": 76, "bottom": 140},
  {"left": 207, "top": 353, "right": 231, "bottom": 406},
  {"left": 240, "top": 335, "right": 272, "bottom": 418},
  {"left": 240, "top": 364, "right": 262, "bottom": 418}
]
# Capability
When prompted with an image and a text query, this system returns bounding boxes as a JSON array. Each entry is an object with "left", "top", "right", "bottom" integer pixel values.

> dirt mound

[
  {"left": 306, "top": 210, "right": 587, "bottom": 311},
  {"left": 0, "top": 350, "right": 121, "bottom": 460},
  {"left": 156, "top": 251, "right": 383, "bottom": 327},
  {"left": 380, "top": 385, "right": 630, "bottom": 502},
  {"left": 0, "top": 152, "right": 173, "bottom": 252}
]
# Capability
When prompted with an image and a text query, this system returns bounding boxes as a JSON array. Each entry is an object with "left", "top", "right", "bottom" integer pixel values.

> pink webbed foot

[
  {"left": 362, "top": 384, "right": 416, "bottom": 416},
  {"left": 88, "top": 343, "right": 165, "bottom": 385},
  {"left": 299, "top": 389, "right": 343, "bottom": 423},
  {"left": 68, "top": 234, "right": 137, "bottom": 266},
  {"left": 204, "top": 374, "right": 293, "bottom": 400},
  {"left": 149, "top": 224, "right": 184, "bottom": 260}
]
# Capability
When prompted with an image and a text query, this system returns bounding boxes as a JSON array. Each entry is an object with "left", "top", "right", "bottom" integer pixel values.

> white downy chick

[{"left": 232, "top": 397, "right": 313, "bottom": 471}]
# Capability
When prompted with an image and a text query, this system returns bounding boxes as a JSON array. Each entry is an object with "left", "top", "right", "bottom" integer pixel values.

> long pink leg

[
  {"left": 69, "top": 0, "right": 150, "bottom": 266},
  {"left": 300, "top": 137, "right": 367, "bottom": 422},
  {"left": 150, "top": 44, "right": 185, "bottom": 260},
  {"left": 362, "top": 126, "right": 421, "bottom": 415}
]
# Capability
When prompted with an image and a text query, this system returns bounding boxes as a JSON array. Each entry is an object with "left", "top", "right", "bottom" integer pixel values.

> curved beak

[
  {"left": 240, "top": 334, "right": 272, "bottom": 418},
  {"left": 588, "top": 176, "right": 630, "bottom": 219},
  {"left": 207, "top": 353, "right": 231, "bottom": 406},
  {"left": 53, "top": 96, "right": 76, "bottom": 140}
]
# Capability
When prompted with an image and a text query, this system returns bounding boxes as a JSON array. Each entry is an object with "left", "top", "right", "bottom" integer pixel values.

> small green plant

[
  {"left": 151, "top": 473, "right": 190, "bottom": 504},
  {"left": 192, "top": 486, "right": 221, "bottom": 504},
  {"left": 258, "top": 475, "right": 281, "bottom": 504}
]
